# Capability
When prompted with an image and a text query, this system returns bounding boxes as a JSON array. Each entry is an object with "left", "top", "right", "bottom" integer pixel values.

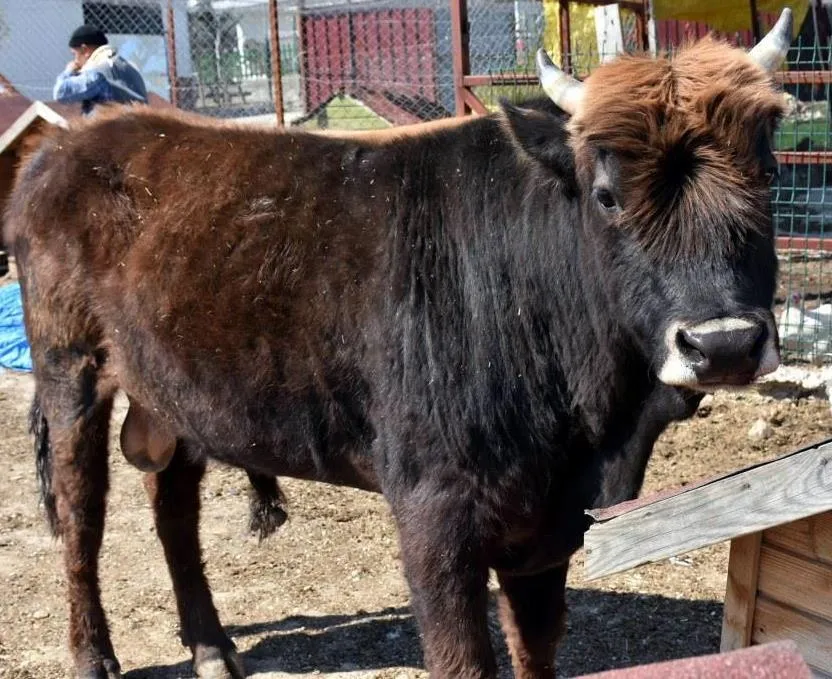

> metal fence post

[
  {"left": 165, "top": 0, "right": 179, "bottom": 108},
  {"left": 450, "top": 0, "right": 471, "bottom": 116},
  {"left": 268, "top": 0, "right": 286, "bottom": 126}
]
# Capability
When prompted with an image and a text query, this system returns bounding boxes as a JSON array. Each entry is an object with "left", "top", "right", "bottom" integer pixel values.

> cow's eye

[{"left": 595, "top": 188, "right": 617, "bottom": 211}]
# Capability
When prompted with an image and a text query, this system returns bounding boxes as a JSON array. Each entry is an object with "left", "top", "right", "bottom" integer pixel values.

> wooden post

[
  {"left": 633, "top": 0, "right": 650, "bottom": 52},
  {"left": 450, "top": 0, "right": 471, "bottom": 116},
  {"left": 634, "top": 11, "right": 647, "bottom": 51},
  {"left": 165, "top": 0, "right": 179, "bottom": 107},
  {"left": 749, "top": 0, "right": 761, "bottom": 44},
  {"left": 558, "top": 0, "right": 572, "bottom": 73},
  {"left": 721, "top": 532, "right": 763, "bottom": 652},
  {"left": 268, "top": 0, "right": 286, "bottom": 126}
]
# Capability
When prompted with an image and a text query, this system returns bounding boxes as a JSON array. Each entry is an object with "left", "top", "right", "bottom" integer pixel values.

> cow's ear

[{"left": 501, "top": 100, "right": 575, "bottom": 177}]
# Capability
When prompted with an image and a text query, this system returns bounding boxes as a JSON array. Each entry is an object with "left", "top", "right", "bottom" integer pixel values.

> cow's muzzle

[{"left": 658, "top": 316, "right": 779, "bottom": 388}]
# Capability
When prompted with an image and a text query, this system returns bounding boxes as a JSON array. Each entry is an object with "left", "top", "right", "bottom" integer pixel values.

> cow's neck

[
  {"left": 383, "top": 124, "right": 654, "bottom": 466},
  {"left": 497, "top": 183, "right": 650, "bottom": 449}
]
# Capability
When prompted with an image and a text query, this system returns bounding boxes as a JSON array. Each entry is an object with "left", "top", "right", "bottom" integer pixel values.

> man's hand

[{"left": 66, "top": 59, "right": 80, "bottom": 73}]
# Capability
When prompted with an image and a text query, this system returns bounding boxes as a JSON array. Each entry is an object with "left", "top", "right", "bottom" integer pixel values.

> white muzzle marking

[{"left": 657, "top": 318, "right": 780, "bottom": 388}]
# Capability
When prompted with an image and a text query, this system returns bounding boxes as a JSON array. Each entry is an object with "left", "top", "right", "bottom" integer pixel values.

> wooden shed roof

[
  {"left": 584, "top": 437, "right": 832, "bottom": 580},
  {"left": 0, "top": 101, "right": 70, "bottom": 156}
]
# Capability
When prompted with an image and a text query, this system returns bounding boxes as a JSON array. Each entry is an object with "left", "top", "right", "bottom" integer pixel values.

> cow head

[{"left": 535, "top": 9, "right": 791, "bottom": 390}]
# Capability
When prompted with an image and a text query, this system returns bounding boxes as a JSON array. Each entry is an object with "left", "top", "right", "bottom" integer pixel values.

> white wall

[{"left": 0, "top": 0, "right": 85, "bottom": 101}]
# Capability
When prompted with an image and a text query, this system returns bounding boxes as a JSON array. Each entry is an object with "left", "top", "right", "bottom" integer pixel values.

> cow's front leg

[
  {"left": 144, "top": 443, "right": 245, "bottom": 679},
  {"left": 394, "top": 497, "right": 496, "bottom": 679},
  {"left": 496, "top": 564, "right": 569, "bottom": 679}
]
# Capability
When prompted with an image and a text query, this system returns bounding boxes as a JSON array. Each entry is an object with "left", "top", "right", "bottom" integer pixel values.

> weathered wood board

[{"left": 584, "top": 438, "right": 832, "bottom": 580}]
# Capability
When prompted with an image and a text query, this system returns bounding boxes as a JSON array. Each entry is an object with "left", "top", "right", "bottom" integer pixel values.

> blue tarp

[{"left": 0, "top": 283, "right": 32, "bottom": 372}]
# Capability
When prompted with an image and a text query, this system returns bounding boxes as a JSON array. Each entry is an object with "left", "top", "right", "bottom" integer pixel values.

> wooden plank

[
  {"left": 721, "top": 532, "right": 763, "bottom": 652},
  {"left": 583, "top": 438, "right": 832, "bottom": 580},
  {"left": 764, "top": 513, "right": 832, "bottom": 566},
  {"left": 757, "top": 545, "right": 832, "bottom": 624},
  {"left": 594, "top": 5, "right": 624, "bottom": 63},
  {"left": 753, "top": 596, "right": 832, "bottom": 674}
]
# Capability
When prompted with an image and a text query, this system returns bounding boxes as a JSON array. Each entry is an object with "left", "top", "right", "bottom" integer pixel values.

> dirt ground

[{"left": 1, "top": 364, "right": 831, "bottom": 679}]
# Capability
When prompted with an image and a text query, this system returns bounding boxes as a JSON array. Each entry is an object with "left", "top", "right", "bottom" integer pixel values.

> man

[{"left": 53, "top": 24, "right": 148, "bottom": 116}]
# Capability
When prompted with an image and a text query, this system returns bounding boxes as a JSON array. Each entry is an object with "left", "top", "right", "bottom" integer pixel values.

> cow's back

[{"left": 8, "top": 108, "right": 395, "bottom": 482}]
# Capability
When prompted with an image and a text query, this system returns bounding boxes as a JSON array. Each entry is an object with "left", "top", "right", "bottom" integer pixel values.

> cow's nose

[{"left": 676, "top": 318, "right": 767, "bottom": 382}]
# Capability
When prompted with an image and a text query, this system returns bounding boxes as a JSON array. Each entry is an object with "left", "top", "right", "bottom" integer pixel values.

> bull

[{"left": 5, "top": 10, "right": 791, "bottom": 679}]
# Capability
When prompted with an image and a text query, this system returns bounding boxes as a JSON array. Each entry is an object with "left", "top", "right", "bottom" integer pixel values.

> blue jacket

[{"left": 53, "top": 50, "right": 148, "bottom": 115}]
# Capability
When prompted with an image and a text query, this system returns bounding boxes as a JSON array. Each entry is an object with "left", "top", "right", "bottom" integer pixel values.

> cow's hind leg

[
  {"left": 144, "top": 442, "right": 245, "bottom": 679},
  {"left": 496, "top": 564, "right": 569, "bottom": 679},
  {"left": 33, "top": 355, "right": 119, "bottom": 678}
]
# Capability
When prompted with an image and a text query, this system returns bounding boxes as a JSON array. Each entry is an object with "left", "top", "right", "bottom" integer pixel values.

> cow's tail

[
  {"left": 30, "top": 394, "right": 59, "bottom": 537},
  {"left": 247, "top": 471, "right": 288, "bottom": 541}
]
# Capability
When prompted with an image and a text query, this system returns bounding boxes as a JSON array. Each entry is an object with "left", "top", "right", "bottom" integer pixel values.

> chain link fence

[{"left": 1, "top": 0, "right": 832, "bottom": 362}]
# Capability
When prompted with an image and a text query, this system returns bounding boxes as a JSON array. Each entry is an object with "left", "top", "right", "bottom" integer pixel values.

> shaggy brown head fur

[{"left": 568, "top": 38, "right": 785, "bottom": 259}]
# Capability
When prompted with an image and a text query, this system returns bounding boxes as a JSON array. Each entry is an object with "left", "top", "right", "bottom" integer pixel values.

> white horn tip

[
  {"left": 748, "top": 7, "right": 793, "bottom": 72},
  {"left": 536, "top": 47, "right": 584, "bottom": 115},
  {"left": 536, "top": 48, "right": 557, "bottom": 74},
  {"left": 773, "top": 7, "right": 793, "bottom": 37}
]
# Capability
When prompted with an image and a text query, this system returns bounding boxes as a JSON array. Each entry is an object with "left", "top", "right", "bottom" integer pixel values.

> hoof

[
  {"left": 78, "top": 658, "right": 122, "bottom": 679},
  {"left": 194, "top": 644, "right": 246, "bottom": 679}
]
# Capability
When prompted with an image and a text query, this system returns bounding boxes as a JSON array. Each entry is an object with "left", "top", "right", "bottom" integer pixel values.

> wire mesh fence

[
  {"left": 296, "top": 0, "right": 455, "bottom": 129},
  {"left": 1, "top": 0, "right": 832, "bottom": 362},
  {"left": 770, "top": 32, "right": 832, "bottom": 364}
]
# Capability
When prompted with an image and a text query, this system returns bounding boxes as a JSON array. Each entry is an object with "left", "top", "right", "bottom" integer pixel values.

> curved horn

[
  {"left": 748, "top": 8, "right": 793, "bottom": 73},
  {"left": 536, "top": 48, "right": 585, "bottom": 115}
]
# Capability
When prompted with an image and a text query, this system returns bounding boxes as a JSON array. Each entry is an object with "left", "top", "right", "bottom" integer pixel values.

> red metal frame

[
  {"left": 450, "top": 0, "right": 472, "bottom": 115},
  {"left": 268, "top": 0, "right": 286, "bottom": 126},
  {"left": 452, "top": 0, "right": 652, "bottom": 114},
  {"left": 776, "top": 236, "right": 832, "bottom": 253},
  {"left": 165, "top": 0, "right": 178, "bottom": 108}
]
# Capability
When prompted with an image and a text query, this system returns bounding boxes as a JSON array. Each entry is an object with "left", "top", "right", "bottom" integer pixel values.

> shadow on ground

[{"left": 124, "top": 588, "right": 721, "bottom": 678}]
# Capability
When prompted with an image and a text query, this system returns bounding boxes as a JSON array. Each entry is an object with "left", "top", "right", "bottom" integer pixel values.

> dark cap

[{"left": 68, "top": 25, "right": 108, "bottom": 48}]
